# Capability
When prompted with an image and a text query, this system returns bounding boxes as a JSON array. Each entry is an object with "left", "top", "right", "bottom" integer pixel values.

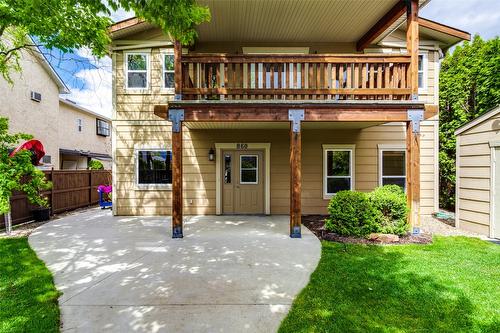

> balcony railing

[{"left": 180, "top": 53, "right": 412, "bottom": 101}]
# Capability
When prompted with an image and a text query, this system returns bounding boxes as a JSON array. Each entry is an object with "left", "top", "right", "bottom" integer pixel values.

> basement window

[{"left": 136, "top": 150, "right": 172, "bottom": 186}]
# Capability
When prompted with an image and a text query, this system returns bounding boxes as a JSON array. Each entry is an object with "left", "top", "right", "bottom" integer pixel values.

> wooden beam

[
  {"left": 174, "top": 40, "right": 182, "bottom": 99},
  {"left": 356, "top": 0, "right": 407, "bottom": 51},
  {"left": 155, "top": 103, "right": 434, "bottom": 122},
  {"left": 171, "top": 121, "right": 183, "bottom": 238},
  {"left": 289, "top": 121, "right": 302, "bottom": 238},
  {"left": 419, "top": 17, "right": 471, "bottom": 41},
  {"left": 406, "top": 121, "right": 421, "bottom": 231},
  {"left": 407, "top": 0, "right": 419, "bottom": 99}
]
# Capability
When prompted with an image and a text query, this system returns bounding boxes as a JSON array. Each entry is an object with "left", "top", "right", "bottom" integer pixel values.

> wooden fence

[{"left": 0, "top": 170, "right": 112, "bottom": 229}]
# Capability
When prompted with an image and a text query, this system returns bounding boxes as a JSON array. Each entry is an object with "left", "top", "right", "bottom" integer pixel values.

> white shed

[{"left": 455, "top": 106, "right": 500, "bottom": 238}]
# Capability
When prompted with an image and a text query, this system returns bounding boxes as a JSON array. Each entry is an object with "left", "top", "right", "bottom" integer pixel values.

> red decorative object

[{"left": 9, "top": 139, "right": 46, "bottom": 165}]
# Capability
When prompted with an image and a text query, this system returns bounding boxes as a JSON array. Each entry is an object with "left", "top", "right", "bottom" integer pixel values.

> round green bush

[
  {"left": 369, "top": 185, "right": 409, "bottom": 235},
  {"left": 325, "top": 191, "right": 377, "bottom": 237}
]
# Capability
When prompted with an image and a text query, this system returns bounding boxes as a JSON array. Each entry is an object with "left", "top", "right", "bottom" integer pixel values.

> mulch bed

[{"left": 302, "top": 215, "right": 432, "bottom": 245}]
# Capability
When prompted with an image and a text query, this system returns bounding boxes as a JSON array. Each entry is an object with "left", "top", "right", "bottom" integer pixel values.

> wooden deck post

[
  {"left": 406, "top": 110, "right": 423, "bottom": 232},
  {"left": 174, "top": 40, "right": 182, "bottom": 100},
  {"left": 407, "top": 0, "right": 419, "bottom": 100},
  {"left": 289, "top": 110, "right": 304, "bottom": 238},
  {"left": 169, "top": 109, "right": 184, "bottom": 238}
]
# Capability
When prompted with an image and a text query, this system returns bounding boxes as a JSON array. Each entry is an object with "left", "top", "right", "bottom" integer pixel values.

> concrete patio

[{"left": 29, "top": 208, "right": 321, "bottom": 332}]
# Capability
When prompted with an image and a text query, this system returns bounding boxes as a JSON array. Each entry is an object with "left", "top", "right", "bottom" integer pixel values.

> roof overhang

[
  {"left": 109, "top": 0, "right": 428, "bottom": 44},
  {"left": 60, "top": 148, "right": 112, "bottom": 160},
  {"left": 59, "top": 98, "right": 111, "bottom": 121},
  {"left": 455, "top": 106, "right": 500, "bottom": 136},
  {"left": 28, "top": 36, "right": 70, "bottom": 94}
]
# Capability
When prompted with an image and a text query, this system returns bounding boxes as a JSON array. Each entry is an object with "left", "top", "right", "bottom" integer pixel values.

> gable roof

[
  {"left": 28, "top": 36, "right": 70, "bottom": 94},
  {"left": 455, "top": 106, "right": 500, "bottom": 136},
  {"left": 59, "top": 98, "right": 111, "bottom": 121}
]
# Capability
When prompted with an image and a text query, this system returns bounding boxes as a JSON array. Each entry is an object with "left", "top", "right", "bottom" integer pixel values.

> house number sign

[{"left": 236, "top": 143, "right": 248, "bottom": 150}]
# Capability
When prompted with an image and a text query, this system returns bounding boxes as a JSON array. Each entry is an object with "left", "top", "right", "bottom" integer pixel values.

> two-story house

[
  {"left": 0, "top": 44, "right": 112, "bottom": 170},
  {"left": 109, "top": 0, "right": 470, "bottom": 238}
]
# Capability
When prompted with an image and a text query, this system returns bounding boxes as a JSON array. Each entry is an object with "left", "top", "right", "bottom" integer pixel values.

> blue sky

[{"left": 48, "top": 0, "right": 500, "bottom": 118}]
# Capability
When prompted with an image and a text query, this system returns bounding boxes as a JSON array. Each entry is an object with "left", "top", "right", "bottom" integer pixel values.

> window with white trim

[
  {"left": 418, "top": 54, "right": 428, "bottom": 90},
  {"left": 240, "top": 155, "right": 258, "bottom": 184},
  {"left": 163, "top": 52, "right": 175, "bottom": 89},
  {"left": 126, "top": 53, "right": 149, "bottom": 89},
  {"left": 323, "top": 145, "right": 354, "bottom": 196},
  {"left": 379, "top": 149, "right": 406, "bottom": 189},
  {"left": 136, "top": 149, "right": 172, "bottom": 185}
]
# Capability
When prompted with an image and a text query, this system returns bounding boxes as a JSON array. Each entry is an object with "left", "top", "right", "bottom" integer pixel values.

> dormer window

[{"left": 126, "top": 53, "right": 149, "bottom": 89}]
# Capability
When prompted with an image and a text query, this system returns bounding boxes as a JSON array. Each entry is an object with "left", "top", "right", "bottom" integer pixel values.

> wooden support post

[
  {"left": 406, "top": 0, "right": 419, "bottom": 100},
  {"left": 174, "top": 40, "right": 182, "bottom": 100},
  {"left": 169, "top": 109, "right": 184, "bottom": 238},
  {"left": 406, "top": 112, "right": 422, "bottom": 232},
  {"left": 289, "top": 110, "right": 304, "bottom": 238}
]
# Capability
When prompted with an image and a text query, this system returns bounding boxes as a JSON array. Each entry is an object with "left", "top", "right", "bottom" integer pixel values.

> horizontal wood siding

[
  {"left": 113, "top": 48, "right": 438, "bottom": 217},
  {"left": 457, "top": 113, "right": 500, "bottom": 236},
  {"left": 114, "top": 124, "right": 436, "bottom": 216}
]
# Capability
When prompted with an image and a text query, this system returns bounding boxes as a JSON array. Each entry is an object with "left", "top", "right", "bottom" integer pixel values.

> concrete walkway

[{"left": 29, "top": 209, "right": 321, "bottom": 332}]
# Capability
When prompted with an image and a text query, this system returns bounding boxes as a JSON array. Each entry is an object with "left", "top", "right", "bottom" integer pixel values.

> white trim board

[
  {"left": 215, "top": 143, "right": 271, "bottom": 215},
  {"left": 455, "top": 106, "right": 500, "bottom": 136}
]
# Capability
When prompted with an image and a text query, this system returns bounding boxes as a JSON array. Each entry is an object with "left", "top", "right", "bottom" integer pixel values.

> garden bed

[{"left": 302, "top": 215, "right": 432, "bottom": 244}]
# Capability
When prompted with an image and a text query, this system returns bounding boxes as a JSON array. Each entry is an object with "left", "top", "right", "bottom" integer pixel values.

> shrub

[
  {"left": 89, "top": 159, "right": 104, "bottom": 170},
  {"left": 325, "top": 191, "right": 377, "bottom": 237},
  {"left": 369, "top": 185, "right": 409, "bottom": 236}
]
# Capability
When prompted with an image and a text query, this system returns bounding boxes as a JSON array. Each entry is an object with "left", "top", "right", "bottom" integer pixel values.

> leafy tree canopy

[
  {"left": 439, "top": 35, "right": 500, "bottom": 209},
  {"left": 0, "top": 117, "right": 51, "bottom": 215},
  {"left": 0, "top": 0, "right": 210, "bottom": 82}
]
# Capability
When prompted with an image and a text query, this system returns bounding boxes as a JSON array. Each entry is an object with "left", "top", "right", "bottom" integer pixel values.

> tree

[
  {"left": 439, "top": 35, "right": 500, "bottom": 209},
  {"left": 0, "top": 0, "right": 210, "bottom": 82},
  {"left": 0, "top": 117, "right": 51, "bottom": 234}
]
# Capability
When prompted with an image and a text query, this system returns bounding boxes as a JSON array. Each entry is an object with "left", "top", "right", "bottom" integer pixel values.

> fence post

[
  {"left": 50, "top": 168, "right": 55, "bottom": 216},
  {"left": 89, "top": 170, "right": 93, "bottom": 206}
]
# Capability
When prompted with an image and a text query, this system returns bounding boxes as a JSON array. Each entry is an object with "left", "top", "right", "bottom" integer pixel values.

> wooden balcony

[{"left": 180, "top": 53, "right": 413, "bottom": 101}]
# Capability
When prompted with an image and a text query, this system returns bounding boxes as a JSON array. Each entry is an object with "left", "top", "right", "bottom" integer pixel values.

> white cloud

[
  {"left": 63, "top": 47, "right": 112, "bottom": 118},
  {"left": 421, "top": 0, "right": 500, "bottom": 39},
  {"left": 110, "top": 8, "right": 134, "bottom": 22},
  {"left": 65, "top": 64, "right": 112, "bottom": 118}
]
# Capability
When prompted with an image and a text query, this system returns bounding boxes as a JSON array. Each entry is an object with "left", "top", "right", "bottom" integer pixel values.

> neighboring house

[
  {"left": 109, "top": 0, "right": 470, "bottom": 238},
  {"left": 455, "top": 106, "right": 500, "bottom": 239},
  {"left": 59, "top": 98, "right": 112, "bottom": 170},
  {"left": 0, "top": 45, "right": 112, "bottom": 170}
]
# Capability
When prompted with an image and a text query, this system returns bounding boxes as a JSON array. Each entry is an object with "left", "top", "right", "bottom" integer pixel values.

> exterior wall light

[{"left": 208, "top": 147, "right": 215, "bottom": 161}]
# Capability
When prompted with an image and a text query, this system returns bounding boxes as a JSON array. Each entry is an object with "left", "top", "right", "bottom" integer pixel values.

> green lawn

[
  {"left": 0, "top": 237, "right": 60, "bottom": 333},
  {"left": 279, "top": 236, "right": 500, "bottom": 333}
]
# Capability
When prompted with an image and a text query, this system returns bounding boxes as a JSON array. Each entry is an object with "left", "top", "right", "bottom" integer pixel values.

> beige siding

[
  {"left": 456, "top": 113, "right": 500, "bottom": 237},
  {"left": 114, "top": 121, "right": 437, "bottom": 216},
  {"left": 113, "top": 41, "right": 439, "bottom": 218}
]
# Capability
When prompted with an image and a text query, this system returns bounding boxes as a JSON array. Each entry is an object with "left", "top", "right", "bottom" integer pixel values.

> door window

[
  {"left": 240, "top": 155, "right": 258, "bottom": 184},
  {"left": 224, "top": 154, "right": 232, "bottom": 184}
]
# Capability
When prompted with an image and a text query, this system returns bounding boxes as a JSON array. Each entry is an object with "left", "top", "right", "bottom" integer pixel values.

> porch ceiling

[
  {"left": 184, "top": 121, "right": 384, "bottom": 130},
  {"left": 196, "top": 0, "right": 428, "bottom": 43}
]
